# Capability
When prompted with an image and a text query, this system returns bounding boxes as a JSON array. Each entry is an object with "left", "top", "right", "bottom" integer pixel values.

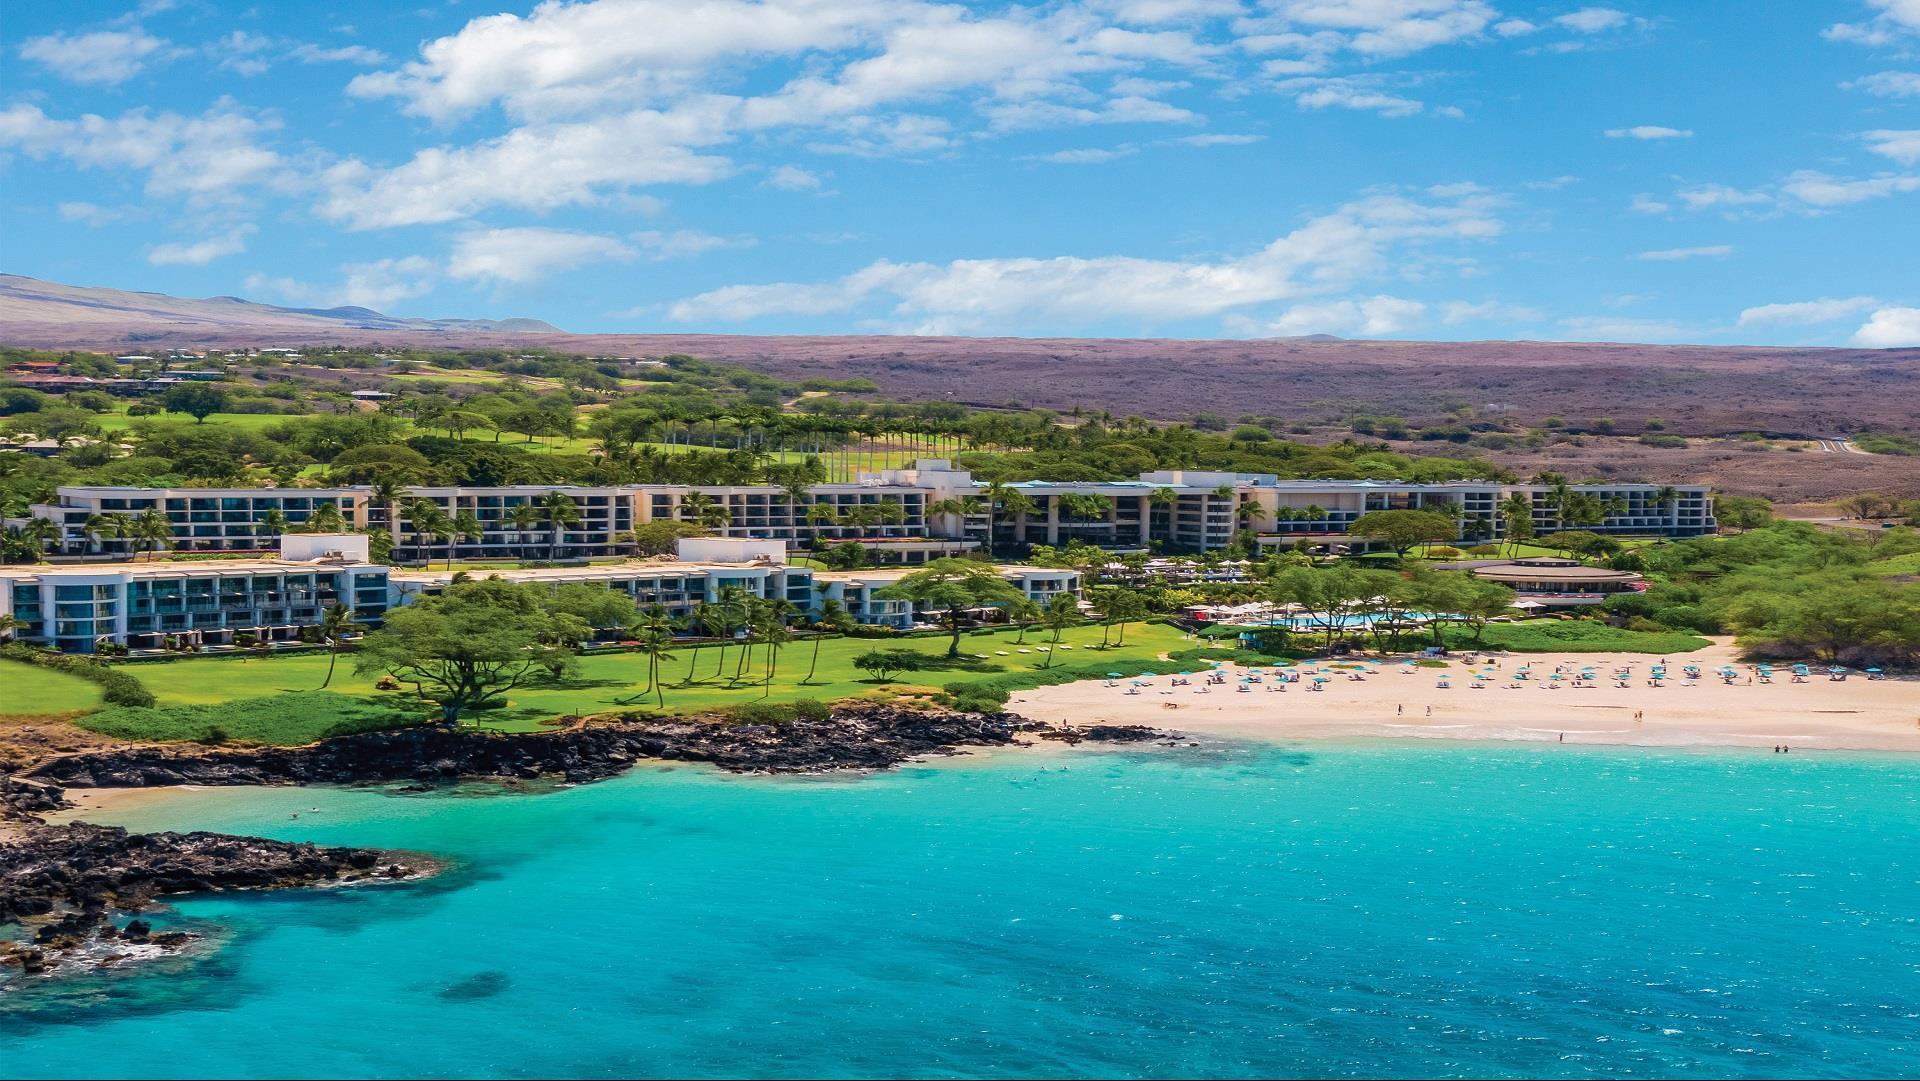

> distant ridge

[{"left": 0, "top": 274, "right": 562, "bottom": 335}]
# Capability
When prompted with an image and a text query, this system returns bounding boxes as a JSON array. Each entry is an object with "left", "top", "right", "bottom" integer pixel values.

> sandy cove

[{"left": 1010, "top": 639, "right": 1920, "bottom": 753}]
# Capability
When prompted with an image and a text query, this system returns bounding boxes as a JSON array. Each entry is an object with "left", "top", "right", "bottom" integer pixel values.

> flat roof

[
  {"left": 1472, "top": 564, "right": 1642, "bottom": 582},
  {"left": 1, "top": 558, "right": 379, "bottom": 580}
]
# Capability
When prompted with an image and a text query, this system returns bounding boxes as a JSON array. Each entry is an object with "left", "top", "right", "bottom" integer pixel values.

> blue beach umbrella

[{"left": 1106, "top": 672, "right": 1123, "bottom": 678}]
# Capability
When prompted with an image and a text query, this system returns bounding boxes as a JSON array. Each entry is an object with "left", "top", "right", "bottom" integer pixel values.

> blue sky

[{"left": 3, "top": 0, "right": 1918, "bottom": 345}]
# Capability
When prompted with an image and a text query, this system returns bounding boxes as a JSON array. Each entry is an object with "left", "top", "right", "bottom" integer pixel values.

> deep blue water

[{"left": 5, "top": 740, "right": 1919, "bottom": 1079}]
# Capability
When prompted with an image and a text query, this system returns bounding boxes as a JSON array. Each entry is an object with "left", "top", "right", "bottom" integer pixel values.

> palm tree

[
  {"left": 710, "top": 586, "right": 749, "bottom": 681},
  {"left": 407, "top": 499, "right": 453, "bottom": 566},
  {"left": 131, "top": 508, "right": 173, "bottom": 561},
  {"left": 452, "top": 509, "right": 484, "bottom": 568},
  {"left": 1005, "top": 596, "right": 1041, "bottom": 644},
  {"left": 368, "top": 478, "right": 404, "bottom": 545},
  {"left": 802, "top": 597, "right": 853, "bottom": 685},
  {"left": 257, "top": 507, "right": 287, "bottom": 550},
  {"left": 74, "top": 514, "right": 106, "bottom": 556},
  {"left": 756, "top": 600, "right": 796, "bottom": 697},
  {"left": 315, "top": 602, "right": 354, "bottom": 689},
  {"left": 306, "top": 501, "right": 347, "bottom": 534},
  {"left": 539, "top": 491, "right": 581, "bottom": 561},
  {"left": 622, "top": 606, "right": 677, "bottom": 707},
  {"left": 681, "top": 492, "right": 731, "bottom": 533},
  {"left": 0, "top": 613, "right": 19, "bottom": 641},
  {"left": 509, "top": 502, "right": 542, "bottom": 555},
  {"left": 1499, "top": 493, "right": 1535, "bottom": 556},
  {"left": 1039, "top": 593, "right": 1078, "bottom": 669}
]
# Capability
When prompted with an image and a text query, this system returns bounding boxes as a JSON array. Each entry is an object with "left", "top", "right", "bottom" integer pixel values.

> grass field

[
  {"left": 1467, "top": 621, "right": 1710, "bottom": 654},
  {"left": 98, "top": 622, "right": 1193, "bottom": 732},
  {"left": 74, "top": 691, "right": 415, "bottom": 745},
  {"left": 0, "top": 659, "right": 105, "bottom": 718},
  {"left": 95, "top": 410, "right": 300, "bottom": 434}
]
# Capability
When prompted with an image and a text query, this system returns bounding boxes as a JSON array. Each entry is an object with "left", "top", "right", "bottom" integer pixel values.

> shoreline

[{"left": 1011, "top": 640, "right": 1920, "bottom": 754}]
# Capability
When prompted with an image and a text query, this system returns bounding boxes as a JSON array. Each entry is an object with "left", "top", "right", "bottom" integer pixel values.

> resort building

[
  {"left": 1466, "top": 556, "right": 1648, "bottom": 609},
  {"left": 385, "top": 539, "right": 1079, "bottom": 636},
  {"left": 0, "top": 534, "right": 388, "bottom": 654},
  {"left": 16, "top": 466, "right": 1714, "bottom": 565}
]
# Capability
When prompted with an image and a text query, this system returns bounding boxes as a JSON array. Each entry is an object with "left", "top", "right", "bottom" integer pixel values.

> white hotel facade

[{"left": 18, "top": 460, "right": 1714, "bottom": 564}]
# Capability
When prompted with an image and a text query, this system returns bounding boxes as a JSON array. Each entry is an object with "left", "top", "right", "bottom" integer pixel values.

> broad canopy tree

[
  {"left": 355, "top": 578, "right": 587, "bottom": 724},
  {"left": 875, "top": 557, "right": 1027, "bottom": 658}
]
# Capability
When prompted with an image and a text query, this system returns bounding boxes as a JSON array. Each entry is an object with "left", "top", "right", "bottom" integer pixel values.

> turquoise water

[{"left": 6, "top": 741, "right": 1919, "bottom": 1079}]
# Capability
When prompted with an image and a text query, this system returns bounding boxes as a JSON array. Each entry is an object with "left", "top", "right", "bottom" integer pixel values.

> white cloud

[
  {"left": 667, "top": 188, "right": 1502, "bottom": 331},
  {"left": 1737, "top": 297, "right": 1880, "bottom": 327},
  {"left": 1853, "top": 306, "right": 1920, "bottom": 346},
  {"left": 446, "top": 227, "right": 637, "bottom": 285},
  {"left": 1439, "top": 299, "right": 1541, "bottom": 323},
  {"left": 630, "top": 229, "right": 757, "bottom": 259},
  {"left": 766, "top": 164, "right": 824, "bottom": 190},
  {"left": 1492, "top": 18, "right": 1539, "bottom": 36},
  {"left": 0, "top": 102, "right": 285, "bottom": 200},
  {"left": 1862, "top": 129, "right": 1920, "bottom": 165},
  {"left": 1252, "top": 1, "right": 1498, "bottom": 58},
  {"left": 1555, "top": 315, "right": 1691, "bottom": 342},
  {"left": 317, "top": 107, "right": 736, "bottom": 229},
  {"left": 147, "top": 225, "right": 256, "bottom": 266},
  {"left": 1248, "top": 295, "right": 1428, "bottom": 337},
  {"left": 1826, "top": 0, "right": 1920, "bottom": 46},
  {"left": 1172, "top": 132, "right": 1264, "bottom": 146},
  {"left": 19, "top": 28, "right": 168, "bottom": 86},
  {"left": 1554, "top": 8, "right": 1630, "bottom": 33},
  {"left": 247, "top": 257, "right": 439, "bottom": 311},
  {"left": 289, "top": 43, "right": 388, "bottom": 65},
  {"left": 1605, "top": 125, "right": 1692, "bottom": 139},
  {"left": 1636, "top": 245, "right": 1732, "bottom": 261},
  {"left": 1026, "top": 146, "right": 1139, "bottom": 163},
  {"left": 57, "top": 202, "right": 133, "bottom": 227},
  {"left": 1778, "top": 169, "right": 1920, "bottom": 206},
  {"left": 1673, "top": 183, "right": 1772, "bottom": 210},
  {"left": 1843, "top": 70, "right": 1920, "bottom": 97},
  {"left": 1278, "top": 76, "right": 1425, "bottom": 117},
  {"left": 1629, "top": 193, "right": 1670, "bottom": 214}
]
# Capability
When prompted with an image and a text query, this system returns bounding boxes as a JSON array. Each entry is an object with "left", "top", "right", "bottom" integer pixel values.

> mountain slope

[{"left": 0, "top": 274, "right": 561, "bottom": 334}]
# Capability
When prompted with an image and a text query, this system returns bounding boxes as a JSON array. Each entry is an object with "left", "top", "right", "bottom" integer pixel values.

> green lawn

[
  {"left": 1866, "top": 550, "right": 1920, "bottom": 577},
  {"left": 1467, "top": 620, "right": 1711, "bottom": 654},
  {"left": 0, "top": 659, "right": 105, "bottom": 718},
  {"left": 73, "top": 692, "right": 415, "bottom": 745},
  {"left": 117, "top": 622, "right": 1193, "bottom": 731},
  {"left": 96, "top": 411, "right": 301, "bottom": 433}
]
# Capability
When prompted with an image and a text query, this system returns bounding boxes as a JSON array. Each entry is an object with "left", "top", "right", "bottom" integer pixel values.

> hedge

[{"left": 0, "top": 643, "right": 155, "bottom": 708}]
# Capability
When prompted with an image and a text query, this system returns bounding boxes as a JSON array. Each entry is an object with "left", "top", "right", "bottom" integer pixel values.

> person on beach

[{"left": 1397, "top": 704, "right": 1404, "bottom": 716}]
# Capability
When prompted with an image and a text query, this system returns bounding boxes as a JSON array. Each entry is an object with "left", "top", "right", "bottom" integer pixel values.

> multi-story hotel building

[
  {"left": 0, "top": 535, "right": 388, "bottom": 654},
  {"left": 15, "top": 462, "right": 1714, "bottom": 564}
]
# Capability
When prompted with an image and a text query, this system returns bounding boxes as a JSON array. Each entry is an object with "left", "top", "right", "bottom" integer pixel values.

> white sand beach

[{"left": 1011, "top": 639, "right": 1920, "bottom": 752}]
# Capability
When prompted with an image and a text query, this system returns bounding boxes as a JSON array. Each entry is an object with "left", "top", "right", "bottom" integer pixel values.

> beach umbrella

[
  {"left": 1312, "top": 675, "right": 1328, "bottom": 683},
  {"left": 1827, "top": 666, "right": 1845, "bottom": 673},
  {"left": 1867, "top": 666, "right": 1883, "bottom": 673},
  {"left": 1106, "top": 672, "right": 1123, "bottom": 678}
]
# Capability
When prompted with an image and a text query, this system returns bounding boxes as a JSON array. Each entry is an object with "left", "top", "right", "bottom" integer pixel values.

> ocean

[{"left": 5, "top": 739, "right": 1918, "bottom": 1079}]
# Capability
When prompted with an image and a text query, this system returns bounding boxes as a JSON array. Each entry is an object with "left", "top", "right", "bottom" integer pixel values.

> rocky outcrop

[
  {"left": 26, "top": 705, "right": 1147, "bottom": 790},
  {"left": 0, "top": 821, "right": 429, "bottom": 976}
]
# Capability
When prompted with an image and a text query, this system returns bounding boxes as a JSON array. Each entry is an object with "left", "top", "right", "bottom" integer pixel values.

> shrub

[
  {"left": 0, "top": 643, "right": 154, "bottom": 708},
  {"left": 1638, "top": 433, "right": 1688, "bottom": 449},
  {"left": 75, "top": 692, "right": 417, "bottom": 745}
]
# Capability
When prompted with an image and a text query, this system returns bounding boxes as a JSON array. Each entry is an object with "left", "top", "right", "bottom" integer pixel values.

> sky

[{"left": 2, "top": 1, "right": 1918, "bottom": 346}]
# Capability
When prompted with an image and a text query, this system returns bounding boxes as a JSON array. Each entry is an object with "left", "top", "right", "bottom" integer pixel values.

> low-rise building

[
  {"left": 0, "top": 534, "right": 388, "bottom": 654},
  {"left": 1468, "top": 556, "right": 1646, "bottom": 608}
]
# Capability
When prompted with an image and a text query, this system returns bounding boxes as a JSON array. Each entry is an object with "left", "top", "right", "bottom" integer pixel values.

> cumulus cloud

[
  {"left": 1277, "top": 76, "right": 1426, "bottom": 117},
  {"left": 765, "top": 164, "right": 824, "bottom": 190},
  {"left": 0, "top": 102, "right": 285, "bottom": 200},
  {"left": 1554, "top": 315, "right": 1691, "bottom": 342},
  {"left": 1738, "top": 297, "right": 1880, "bottom": 327},
  {"left": 630, "top": 229, "right": 757, "bottom": 259},
  {"left": 58, "top": 202, "right": 134, "bottom": 227},
  {"left": 1659, "top": 169, "right": 1920, "bottom": 215},
  {"left": 1862, "top": 129, "right": 1920, "bottom": 165},
  {"left": 1637, "top": 245, "right": 1732, "bottom": 261},
  {"left": 1843, "top": 70, "right": 1920, "bottom": 97},
  {"left": 446, "top": 227, "right": 637, "bottom": 285},
  {"left": 1025, "top": 146, "right": 1140, "bottom": 163},
  {"left": 1826, "top": 0, "right": 1920, "bottom": 46},
  {"left": 667, "top": 188, "right": 1502, "bottom": 331},
  {"left": 1251, "top": 0, "right": 1499, "bottom": 58},
  {"left": 1605, "top": 125, "right": 1692, "bottom": 139},
  {"left": 1853, "top": 306, "right": 1920, "bottom": 346},
  {"left": 147, "top": 225, "right": 256, "bottom": 266},
  {"left": 19, "top": 28, "right": 168, "bottom": 85},
  {"left": 1554, "top": 8, "right": 1630, "bottom": 32},
  {"left": 1244, "top": 295, "right": 1428, "bottom": 337},
  {"left": 246, "top": 257, "right": 439, "bottom": 311}
]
